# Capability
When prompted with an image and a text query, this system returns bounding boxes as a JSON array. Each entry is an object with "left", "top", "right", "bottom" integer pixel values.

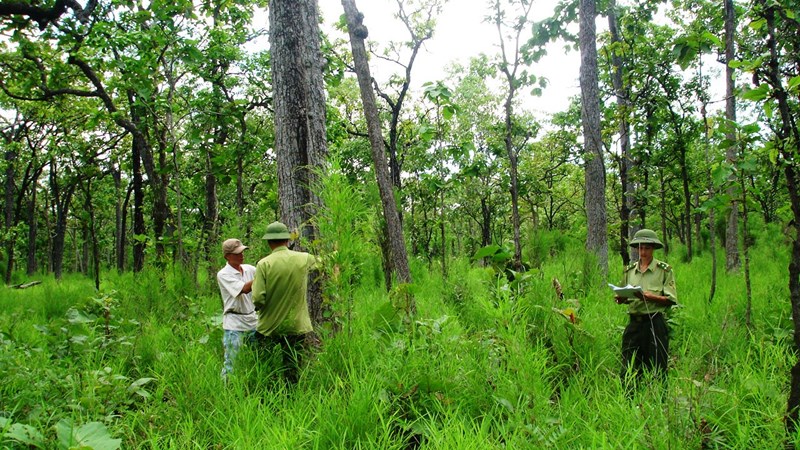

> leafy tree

[{"left": 342, "top": 0, "right": 414, "bottom": 303}]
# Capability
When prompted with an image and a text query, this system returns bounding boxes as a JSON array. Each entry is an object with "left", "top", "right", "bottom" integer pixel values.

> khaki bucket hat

[
  {"left": 629, "top": 229, "right": 663, "bottom": 249},
  {"left": 262, "top": 221, "right": 291, "bottom": 240}
]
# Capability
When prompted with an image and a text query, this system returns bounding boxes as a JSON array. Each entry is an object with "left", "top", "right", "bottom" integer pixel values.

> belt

[
  {"left": 224, "top": 310, "right": 255, "bottom": 316},
  {"left": 629, "top": 312, "right": 662, "bottom": 322}
]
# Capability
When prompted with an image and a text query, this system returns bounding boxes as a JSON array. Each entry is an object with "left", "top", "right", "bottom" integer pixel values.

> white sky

[{"left": 319, "top": 0, "right": 581, "bottom": 120}]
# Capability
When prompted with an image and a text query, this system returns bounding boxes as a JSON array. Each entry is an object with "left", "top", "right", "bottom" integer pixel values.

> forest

[{"left": 1, "top": 0, "right": 800, "bottom": 448}]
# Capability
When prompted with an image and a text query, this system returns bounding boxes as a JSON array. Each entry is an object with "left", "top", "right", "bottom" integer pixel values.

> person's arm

[
  {"left": 251, "top": 264, "right": 266, "bottom": 311},
  {"left": 637, "top": 268, "right": 677, "bottom": 306},
  {"left": 636, "top": 290, "right": 675, "bottom": 306},
  {"left": 241, "top": 280, "right": 253, "bottom": 294},
  {"left": 218, "top": 271, "right": 246, "bottom": 299}
]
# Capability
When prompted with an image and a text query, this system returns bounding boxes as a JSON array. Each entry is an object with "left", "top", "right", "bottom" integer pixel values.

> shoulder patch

[
  {"left": 657, "top": 261, "right": 672, "bottom": 272},
  {"left": 625, "top": 261, "right": 637, "bottom": 271}
]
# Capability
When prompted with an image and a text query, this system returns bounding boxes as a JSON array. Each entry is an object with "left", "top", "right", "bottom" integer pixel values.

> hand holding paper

[{"left": 608, "top": 284, "right": 643, "bottom": 299}]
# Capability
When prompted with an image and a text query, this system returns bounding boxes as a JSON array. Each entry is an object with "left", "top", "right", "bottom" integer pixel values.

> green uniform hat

[
  {"left": 629, "top": 228, "right": 663, "bottom": 249},
  {"left": 263, "top": 221, "right": 291, "bottom": 240}
]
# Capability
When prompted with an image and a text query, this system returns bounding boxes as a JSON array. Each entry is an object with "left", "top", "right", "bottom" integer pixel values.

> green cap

[
  {"left": 262, "top": 221, "right": 291, "bottom": 240},
  {"left": 629, "top": 229, "right": 663, "bottom": 249}
]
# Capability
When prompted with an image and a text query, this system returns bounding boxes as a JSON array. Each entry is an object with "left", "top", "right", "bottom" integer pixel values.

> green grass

[{"left": 0, "top": 239, "right": 797, "bottom": 449}]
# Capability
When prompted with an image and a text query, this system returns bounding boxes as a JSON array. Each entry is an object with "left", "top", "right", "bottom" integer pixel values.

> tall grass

[{"left": 1, "top": 224, "right": 797, "bottom": 448}]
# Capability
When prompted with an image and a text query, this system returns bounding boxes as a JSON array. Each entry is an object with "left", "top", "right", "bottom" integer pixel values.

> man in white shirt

[{"left": 216, "top": 238, "right": 258, "bottom": 378}]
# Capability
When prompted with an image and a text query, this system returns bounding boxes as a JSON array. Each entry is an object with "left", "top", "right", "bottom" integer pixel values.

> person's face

[
  {"left": 224, "top": 251, "right": 244, "bottom": 266},
  {"left": 638, "top": 244, "right": 654, "bottom": 260}
]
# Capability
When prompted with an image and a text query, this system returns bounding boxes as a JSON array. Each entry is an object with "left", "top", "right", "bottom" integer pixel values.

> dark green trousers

[
  {"left": 620, "top": 312, "right": 669, "bottom": 381},
  {"left": 254, "top": 332, "right": 308, "bottom": 384}
]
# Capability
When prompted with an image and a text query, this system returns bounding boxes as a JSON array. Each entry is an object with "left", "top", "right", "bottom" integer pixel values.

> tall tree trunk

[
  {"left": 741, "top": 174, "right": 752, "bottom": 328},
  {"left": 680, "top": 143, "right": 692, "bottom": 260},
  {"left": 203, "top": 148, "right": 218, "bottom": 290},
  {"left": 113, "top": 163, "right": 124, "bottom": 272},
  {"left": 4, "top": 144, "right": 16, "bottom": 284},
  {"left": 49, "top": 160, "right": 75, "bottom": 281},
  {"left": 270, "top": 0, "right": 329, "bottom": 326},
  {"left": 757, "top": 2, "right": 800, "bottom": 437},
  {"left": 580, "top": 0, "right": 608, "bottom": 276},
  {"left": 481, "top": 197, "right": 491, "bottom": 248},
  {"left": 724, "top": 0, "right": 741, "bottom": 272},
  {"left": 701, "top": 99, "right": 717, "bottom": 303},
  {"left": 132, "top": 134, "right": 146, "bottom": 273},
  {"left": 342, "top": 0, "right": 413, "bottom": 297},
  {"left": 607, "top": 0, "right": 633, "bottom": 266},
  {"left": 119, "top": 183, "right": 132, "bottom": 272},
  {"left": 26, "top": 180, "right": 37, "bottom": 275},
  {"left": 659, "top": 168, "right": 669, "bottom": 256},
  {"left": 84, "top": 179, "right": 100, "bottom": 290}
]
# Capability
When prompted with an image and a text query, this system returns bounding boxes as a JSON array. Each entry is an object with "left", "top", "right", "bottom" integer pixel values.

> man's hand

[
  {"left": 640, "top": 291, "right": 674, "bottom": 305},
  {"left": 615, "top": 296, "right": 629, "bottom": 305}
]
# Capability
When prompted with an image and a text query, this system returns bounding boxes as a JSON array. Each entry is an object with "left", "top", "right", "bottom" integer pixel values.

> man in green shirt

[
  {"left": 615, "top": 229, "right": 677, "bottom": 385},
  {"left": 251, "top": 221, "right": 318, "bottom": 384}
]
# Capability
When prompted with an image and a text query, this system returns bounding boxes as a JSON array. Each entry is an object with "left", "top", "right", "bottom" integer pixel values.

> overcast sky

[{"left": 319, "top": 0, "right": 581, "bottom": 119}]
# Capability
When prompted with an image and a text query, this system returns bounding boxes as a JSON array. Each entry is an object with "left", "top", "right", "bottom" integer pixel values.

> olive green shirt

[
  {"left": 251, "top": 246, "right": 318, "bottom": 336},
  {"left": 622, "top": 257, "right": 678, "bottom": 315}
]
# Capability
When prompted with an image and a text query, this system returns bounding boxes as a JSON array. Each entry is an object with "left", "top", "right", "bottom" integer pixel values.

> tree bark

[
  {"left": 131, "top": 132, "right": 146, "bottom": 273},
  {"left": 579, "top": 0, "right": 608, "bottom": 276},
  {"left": 26, "top": 178, "right": 37, "bottom": 275},
  {"left": 49, "top": 159, "right": 75, "bottom": 280},
  {"left": 607, "top": 0, "right": 634, "bottom": 266},
  {"left": 270, "top": 0, "right": 329, "bottom": 325},
  {"left": 342, "top": 0, "right": 413, "bottom": 295},
  {"left": 724, "top": 0, "right": 741, "bottom": 272},
  {"left": 4, "top": 143, "right": 16, "bottom": 284}
]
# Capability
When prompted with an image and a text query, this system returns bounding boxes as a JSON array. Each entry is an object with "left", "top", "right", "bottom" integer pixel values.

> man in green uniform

[
  {"left": 615, "top": 229, "right": 677, "bottom": 385},
  {"left": 251, "top": 221, "right": 318, "bottom": 384}
]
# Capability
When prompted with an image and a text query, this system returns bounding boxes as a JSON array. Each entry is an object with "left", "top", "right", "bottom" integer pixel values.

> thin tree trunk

[
  {"left": 4, "top": 144, "right": 16, "bottom": 284},
  {"left": 113, "top": 163, "right": 124, "bottom": 272},
  {"left": 659, "top": 168, "right": 669, "bottom": 256},
  {"left": 203, "top": 148, "right": 218, "bottom": 290},
  {"left": 724, "top": 0, "right": 741, "bottom": 272},
  {"left": 119, "top": 183, "right": 132, "bottom": 272},
  {"left": 26, "top": 181, "right": 37, "bottom": 275},
  {"left": 607, "top": 0, "right": 633, "bottom": 266},
  {"left": 756, "top": 3, "right": 800, "bottom": 437},
  {"left": 342, "top": 0, "right": 413, "bottom": 300},
  {"left": 701, "top": 97, "right": 717, "bottom": 303},
  {"left": 741, "top": 174, "right": 752, "bottom": 329},
  {"left": 680, "top": 143, "right": 693, "bottom": 261},
  {"left": 132, "top": 134, "right": 146, "bottom": 273},
  {"left": 580, "top": 0, "right": 608, "bottom": 276},
  {"left": 49, "top": 160, "right": 75, "bottom": 281},
  {"left": 84, "top": 179, "right": 100, "bottom": 290}
]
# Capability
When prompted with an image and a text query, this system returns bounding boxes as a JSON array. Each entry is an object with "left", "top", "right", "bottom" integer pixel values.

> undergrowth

[{"left": 0, "top": 231, "right": 796, "bottom": 449}]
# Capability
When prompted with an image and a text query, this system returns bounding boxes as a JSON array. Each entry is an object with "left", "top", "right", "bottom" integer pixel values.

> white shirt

[{"left": 216, "top": 263, "right": 258, "bottom": 331}]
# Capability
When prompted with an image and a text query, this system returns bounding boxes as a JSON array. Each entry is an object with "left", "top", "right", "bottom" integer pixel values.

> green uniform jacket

[
  {"left": 252, "top": 246, "right": 318, "bottom": 336},
  {"left": 622, "top": 257, "right": 678, "bottom": 315}
]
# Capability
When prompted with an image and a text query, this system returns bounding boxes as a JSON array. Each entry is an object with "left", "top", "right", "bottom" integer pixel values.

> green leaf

[
  {"left": 712, "top": 163, "right": 734, "bottom": 187},
  {"left": 749, "top": 18, "right": 766, "bottom": 30},
  {"left": 1, "top": 418, "right": 45, "bottom": 448},
  {"left": 56, "top": 420, "right": 121, "bottom": 450},
  {"left": 442, "top": 105, "right": 455, "bottom": 120},
  {"left": 788, "top": 76, "right": 800, "bottom": 91},
  {"left": 473, "top": 244, "right": 501, "bottom": 260},
  {"left": 67, "top": 308, "right": 95, "bottom": 324},
  {"left": 740, "top": 84, "right": 769, "bottom": 102}
]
